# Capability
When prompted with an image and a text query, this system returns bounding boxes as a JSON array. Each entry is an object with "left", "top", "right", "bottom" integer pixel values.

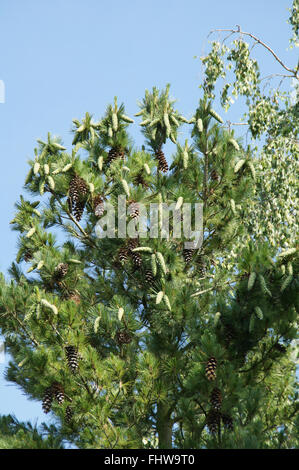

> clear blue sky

[{"left": 0, "top": 0, "right": 296, "bottom": 427}]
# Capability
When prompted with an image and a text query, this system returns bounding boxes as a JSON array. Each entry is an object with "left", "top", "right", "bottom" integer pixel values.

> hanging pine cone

[
  {"left": 65, "top": 345, "right": 79, "bottom": 373},
  {"left": 128, "top": 201, "right": 140, "bottom": 219},
  {"left": 42, "top": 386, "right": 53, "bottom": 414},
  {"left": 127, "top": 238, "right": 142, "bottom": 267},
  {"left": 69, "top": 175, "right": 88, "bottom": 204},
  {"left": 131, "top": 251, "right": 142, "bottom": 268},
  {"left": 68, "top": 175, "right": 89, "bottom": 221},
  {"left": 118, "top": 246, "right": 129, "bottom": 263},
  {"left": 205, "top": 356, "right": 217, "bottom": 381},
  {"left": 73, "top": 199, "right": 86, "bottom": 222},
  {"left": 207, "top": 409, "right": 221, "bottom": 434},
  {"left": 24, "top": 250, "right": 33, "bottom": 262},
  {"left": 155, "top": 148, "right": 168, "bottom": 172},
  {"left": 127, "top": 238, "right": 138, "bottom": 250},
  {"left": 107, "top": 147, "right": 125, "bottom": 166},
  {"left": 52, "top": 382, "right": 65, "bottom": 405},
  {"left": 54, "top": 263, "right": 69, "bottom": 280},
  {"left": 210, "top": 387, "right": 222, "bottom": 411},
  {"left": 134, "top": 171, "right": 149, "bottom": 188},
  {"left": 183, "top": 249, "right": 194, "bottom": 263},
  {"left": 197, "top": 255, "right": 206, "bottom": 276},
  {"left": 210, "top": 169, "right": 220, "bottom": 181},
  {"left": 221, "top": 413, "right": 233, "bottom": 431},
  {"left": 93, "top": 194, "right": 104, "bottom": 217},
  {"left": 116, "top": 329, "right": 132, "bottom": 345},
  {"left": 145, "top": 269, "right": 154, "bottom": 284},
  {"left": 65, "top": 406, "right": 73, "bottom": 425}
]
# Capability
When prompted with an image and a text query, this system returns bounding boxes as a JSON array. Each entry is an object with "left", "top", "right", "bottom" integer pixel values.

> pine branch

[{"left": 8, "top": 309, "right": 39, "bottom": 347}]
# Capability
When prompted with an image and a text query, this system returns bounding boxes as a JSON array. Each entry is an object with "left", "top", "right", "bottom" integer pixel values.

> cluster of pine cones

[
  {"left": 42, "top": 345, "right": 79, "bottom": 423},
  {"left": 118, "top": 238, "right": 142, "bottom": 268},
  {"left": 42, "top": 382, "right": 65, "bottom": 414},
  {"left": 205, "top": 356, "right": 233, "bottom": 433},
  {"left": 183, "top": 250, "right": 206, "bottom": 277},
  {"left": 68, "top": 175, "right": 89, "bottom": 222},
  {"left": 66, "top": 145, "right": 169, "bottom": 225}
]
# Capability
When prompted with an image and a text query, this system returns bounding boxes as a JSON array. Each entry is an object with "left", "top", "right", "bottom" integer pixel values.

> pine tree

[
  {"left": 0, "top": 6, "right": 298, "bottom": 449},
  {"left": 0, "top": 415, "right": 64, "bottom": 449}
]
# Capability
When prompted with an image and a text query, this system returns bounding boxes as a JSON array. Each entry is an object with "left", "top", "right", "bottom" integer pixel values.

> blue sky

[{"left": 0, "top": 0, "right": 296, "bottom": 427}]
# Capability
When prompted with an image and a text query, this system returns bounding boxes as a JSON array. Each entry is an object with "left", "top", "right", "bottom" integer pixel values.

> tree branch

[{"left": 210, "top": 27, "right": 299, "bottom": 78}]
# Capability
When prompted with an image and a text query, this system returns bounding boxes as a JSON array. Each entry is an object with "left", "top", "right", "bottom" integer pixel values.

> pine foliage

[{"left": 1, "top": 27, "right": 298, "bottom": 449}]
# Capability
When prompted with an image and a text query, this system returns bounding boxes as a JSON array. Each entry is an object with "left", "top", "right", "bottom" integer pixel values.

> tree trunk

[{"left": 157, "top": 402, "right": 172, "bottom": 449}]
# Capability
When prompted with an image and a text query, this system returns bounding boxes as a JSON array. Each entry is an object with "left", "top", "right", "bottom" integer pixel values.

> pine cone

[
  {"left": 127, "top": 238, "right": 142, "bottom": 267},
  {"left": 68, "top": 175, "right": 89, "bottom": 221},
  {"left": 93, "top": 194, "right": 104, "bottom": 217},
  {"left": 221, "top": 413, "right": 233, "bottom": 431},
  {"left": 69, "top": 175, "right": 89, "bottom": 203},
  {"left": 118, "top": 246, "right": 129, "bottom": 263},
  {"left": 155, "top": 148, "right": 168, "bottom": 172},
  {"left": 116, "top": 329, "right": 132, "bottom": 345},
  {"left": 210, "top": 387, "right": 222, "bottom": 411},
  {"left": 42, "top": 387, "right": 53, "bottom": 414},
  {"left": 127, "top": 238, "right": 139, "bottom": 250},
  {"left": 134, "top": 172, "right": 149, "bottom": 188},
  {"left": 183, "top": 249, "right": 194, "bottom": 263},
  {"left": 107, "top": 147, "right": 125, "bottom": 166},
  {"left": 145, "top": 269, "right": 154, "bottom": 284},
  {"left": 65, "top": 406, "right": 73, "bottom": 425},
  {"left": 51, "top": 382, "right": 65, "bottom": 405},
  {"left": 131, "top": 251, "right": 142, "bottom": 267},
  {"left": 210, "top": 169, "right": 220, "bottom": 181},
  {"left": 24, "top": 250, "right": 33, "bottom": 262},
  {"left": 54, "top": 263, "right": 69, "bottom": 280},
  {"left": 197, "top": 255, "right": 206, "bottom": 276},
  {"left": 128, "top": 201, "right": 140, "bottom": 219},
  {"left": 73, "top": 199, "right": 86, "bottom": 222},
  {"left": 65, "top": 345, "right": 79, "bottom": 373},
  {"left": 207, "top": 409, "right": 221, "bottom": 434},
  {"left": 205, "top": 357, "right": 217, "bottom": 381}
]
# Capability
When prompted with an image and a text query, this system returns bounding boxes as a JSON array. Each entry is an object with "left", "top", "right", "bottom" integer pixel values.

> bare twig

[{"left": 260, "top": 73, "right": 294, "bottom": 82}]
